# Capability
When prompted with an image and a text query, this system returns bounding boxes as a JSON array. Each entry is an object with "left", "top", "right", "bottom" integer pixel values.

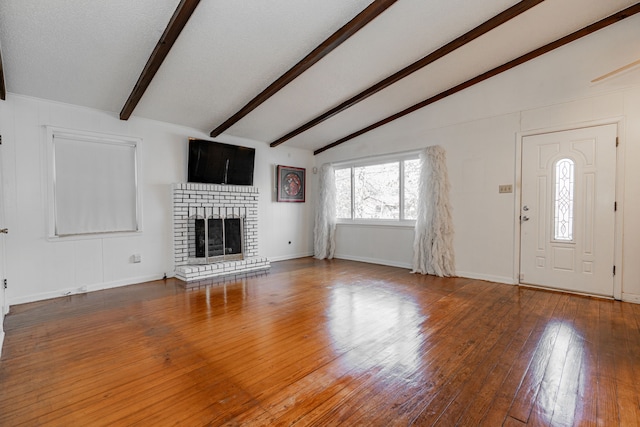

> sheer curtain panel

[
  {"left": 412, "top": 146, "right": 455, "bottom": 276},
  {"left": 314, "top": 163, "right": 337, "bottom": 259}
]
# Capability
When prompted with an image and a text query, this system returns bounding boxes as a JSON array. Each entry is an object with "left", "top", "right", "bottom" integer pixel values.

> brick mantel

[{"left": 172, "top": 183, "right": 270, "bottom": 282}]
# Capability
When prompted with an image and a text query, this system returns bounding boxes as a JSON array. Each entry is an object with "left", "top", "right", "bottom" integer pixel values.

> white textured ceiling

[
  {"left": 0, "top": 0, "right": 181, "bottom": 112},
  {"left": 1, "top": 0, "right": 639, "bottom": 153}
]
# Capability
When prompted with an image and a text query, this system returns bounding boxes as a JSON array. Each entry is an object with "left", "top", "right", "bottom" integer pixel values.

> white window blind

[{"left": 48, "top": 128, "right": 141, "bottom": 237}]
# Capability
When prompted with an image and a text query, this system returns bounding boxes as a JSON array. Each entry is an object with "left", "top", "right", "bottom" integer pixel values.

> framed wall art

[{"left": 277, "top": 165, "right": 305, "bottom": 202}]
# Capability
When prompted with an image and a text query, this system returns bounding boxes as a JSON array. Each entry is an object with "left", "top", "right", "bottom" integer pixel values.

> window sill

[
  {"left": 47, "top": 229, "right": 143, "bottom": 242},
  {"left": 336, "top": 219, "right": 415, "bottom": 229}
]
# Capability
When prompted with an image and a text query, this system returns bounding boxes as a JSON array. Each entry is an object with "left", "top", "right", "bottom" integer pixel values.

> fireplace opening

[{"left": 188, "top": 207, "right": 245, "bottom": 264}]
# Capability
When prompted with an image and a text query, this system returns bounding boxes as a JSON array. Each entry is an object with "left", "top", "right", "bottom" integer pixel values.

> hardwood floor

[{"left": 1, "top": 258, "right": 639, "bottom": 426}]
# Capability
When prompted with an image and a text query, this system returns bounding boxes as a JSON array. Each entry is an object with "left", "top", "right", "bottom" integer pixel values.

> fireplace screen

[{"left": 188, "top": 207, "right": 245, "bottom": 264}]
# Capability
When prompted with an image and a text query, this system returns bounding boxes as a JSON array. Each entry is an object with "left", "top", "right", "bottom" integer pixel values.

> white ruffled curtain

[
  {"left": 314, "top": 163, "right": 337, "bottom": 259},
  {"left": 412, "top": 146, "right": 455, "bottom": 276}
]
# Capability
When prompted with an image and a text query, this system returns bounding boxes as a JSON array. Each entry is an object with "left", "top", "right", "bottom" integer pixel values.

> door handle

[
  {"left": 0, "top": 228, "right": 7, "bottom": 234},
  {"left": 522, "top": 216, "right": 530, "bottom": 222}
]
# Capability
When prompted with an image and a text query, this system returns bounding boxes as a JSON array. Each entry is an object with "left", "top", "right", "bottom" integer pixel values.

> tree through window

[{"left": 335, "top": 155, "right": 419, "bottom": 221}]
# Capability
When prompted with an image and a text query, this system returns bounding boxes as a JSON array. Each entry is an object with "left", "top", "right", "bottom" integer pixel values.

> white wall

[
  {"left": 0, "top": 95, "right": 314, "bottom": 305},
  {"left": 315, "top": 15, "right": 640, "bottom": 302},
  {"left": 322, "top": 113, "right": 521, "bottom": 284}
]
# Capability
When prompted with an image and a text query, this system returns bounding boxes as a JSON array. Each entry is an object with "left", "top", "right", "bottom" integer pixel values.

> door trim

[{"left": 513, "top": 117, "right": 625, "bottom": 300}]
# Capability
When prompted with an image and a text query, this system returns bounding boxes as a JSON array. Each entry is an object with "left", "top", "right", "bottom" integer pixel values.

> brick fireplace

[{"left": 173, "top": 183, "right": 270, "bottom": 282}]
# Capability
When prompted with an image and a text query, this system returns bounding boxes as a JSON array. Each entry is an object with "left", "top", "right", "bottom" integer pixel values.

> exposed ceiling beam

[
  {"left": 314, "top": 3, "right": 640, "bottom": 155},
  {"left": 0, "top": 46, "right": 6, "bottom": 100},
  {"left": 209, "top": 0, "right": 398, "bottom": 138},
  {"left": 120, "top": 0, "right": 201, "bottom": 120},
  {"left": 270, "top": 0, "right": 545, "bottom": 148}
]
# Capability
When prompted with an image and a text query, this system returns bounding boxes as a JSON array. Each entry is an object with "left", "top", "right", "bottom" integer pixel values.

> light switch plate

[{"left": 499, "top": 184, "right": 513, "bottom": 194}]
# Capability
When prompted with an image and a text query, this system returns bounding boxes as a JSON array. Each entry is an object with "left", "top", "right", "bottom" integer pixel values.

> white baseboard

[
  {"left": 622, "top": 293, "right": 640, "bottom": 304},
  {"left": 333, "top": 254, "right": 412, "bottom": 270},
  {"left": 8, "top": 273, "right": 166, "bottom": 306},
  {"left": 329, "top": 257, "right": 516, "bottom": 284},
  {"left": 268, "top": 252, "right": 314, "bottom": 262},
  {"left": 453, "top": 271, "right": 516, "bottom": 285}
]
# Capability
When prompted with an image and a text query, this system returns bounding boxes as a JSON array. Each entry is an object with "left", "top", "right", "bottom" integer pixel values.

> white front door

[
  {"left": 0, "top": 202, "right": 5, "bottom": 356},
  {"left": 0, "top": 131, "right": 6, "bottom": 355},
  {"left": 520, "top": 124, "right": 617, "bottom": 297}
]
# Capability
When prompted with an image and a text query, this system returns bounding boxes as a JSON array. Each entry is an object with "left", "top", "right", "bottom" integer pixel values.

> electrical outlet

[{"left": 498, "top": 184, "right": 513, "bottom": 194}]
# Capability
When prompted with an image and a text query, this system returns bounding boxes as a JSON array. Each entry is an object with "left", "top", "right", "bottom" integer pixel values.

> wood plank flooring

[{"left": 1, "top": 257, "right": 639, "bottom": 426}]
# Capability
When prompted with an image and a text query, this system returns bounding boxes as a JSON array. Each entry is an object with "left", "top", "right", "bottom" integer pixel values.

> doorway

[
  {"left": 0, "top": 129, "right": 6, "bottom": 354},
  {"left": 519, "top": 124, "right": 617, "bottom": 297}
]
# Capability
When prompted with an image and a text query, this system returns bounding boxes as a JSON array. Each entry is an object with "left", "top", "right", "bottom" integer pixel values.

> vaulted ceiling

[{"left": 1, "top": 1, "right": 639, "bottom": 154}]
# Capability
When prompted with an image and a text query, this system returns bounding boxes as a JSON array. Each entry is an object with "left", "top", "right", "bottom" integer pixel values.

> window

[
  {"left": 354, "top": 161, "right": 399, "bottom": 219},
  {"left": 403, "top": 158, "right": 420, "bottom": 219},
  {"left": 46, "top": 127, "right": 142, "bottom": 238},
  {"left": 335, "top": 168, "right": 352, "bottom": 219},
  {"left": 553, "top": 158, "right": 575, "bottom": 241},
  {"left": 335, "top": 154, "right": 420, "bottom": 222}
]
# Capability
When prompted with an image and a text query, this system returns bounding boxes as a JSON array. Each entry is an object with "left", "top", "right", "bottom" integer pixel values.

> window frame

[
  {"left": 333, "top": 151, "right": 420, "bottom": 227},
  {"left": 45, "top": 126, "right": 143, "bottom": 240}
]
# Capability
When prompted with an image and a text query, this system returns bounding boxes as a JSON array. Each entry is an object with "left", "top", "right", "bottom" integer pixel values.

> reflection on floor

[{"left": 1, "top": 257, "right": 639, "bottom": 425}]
